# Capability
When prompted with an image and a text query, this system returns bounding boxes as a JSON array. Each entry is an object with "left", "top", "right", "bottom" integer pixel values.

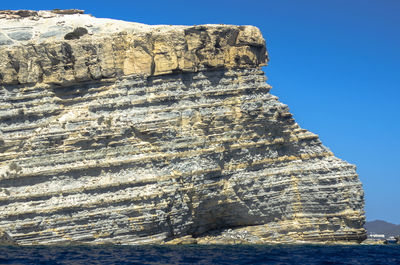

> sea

[{"left": 0, "top": 245, "right": 399, "bottom": 264}]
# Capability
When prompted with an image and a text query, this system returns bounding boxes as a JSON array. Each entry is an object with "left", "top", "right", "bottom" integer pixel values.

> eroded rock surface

[{"left": 0, "top": 10, "right": 365, "bottom": 245}]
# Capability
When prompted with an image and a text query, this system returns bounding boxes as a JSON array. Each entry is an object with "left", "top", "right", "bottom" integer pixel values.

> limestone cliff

[{"left": 0, "top": 10, "right": 366, "bottom": 245}]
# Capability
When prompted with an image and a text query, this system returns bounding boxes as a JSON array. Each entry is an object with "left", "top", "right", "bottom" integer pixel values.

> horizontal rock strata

[
  {"left": 0, "top": 11, "right": 365, "bottom": 245},
  {"left": 0, "top": 11, "right": 266, "bottom": 85}
]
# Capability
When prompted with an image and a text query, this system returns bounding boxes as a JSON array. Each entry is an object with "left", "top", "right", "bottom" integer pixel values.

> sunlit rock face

[{"left": 0, "top": 10, "right": 366, "bottom": 245}]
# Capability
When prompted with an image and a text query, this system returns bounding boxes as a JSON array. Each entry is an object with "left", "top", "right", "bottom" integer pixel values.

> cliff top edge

[
  {"left": 0, "top": 10, "right": 268, "bottom": 85},
  {"left": 0, "top": 9, "right": 85, "bottom": 18}
]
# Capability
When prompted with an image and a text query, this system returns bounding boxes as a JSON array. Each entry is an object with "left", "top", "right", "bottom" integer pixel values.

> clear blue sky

[{"left": 3, "top": 0, "right": 400, "bottom": 224}]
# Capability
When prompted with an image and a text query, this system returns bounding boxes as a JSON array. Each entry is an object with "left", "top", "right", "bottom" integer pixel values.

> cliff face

[{"left": 0, "top": 10, "right": 365, "bottom": 245}]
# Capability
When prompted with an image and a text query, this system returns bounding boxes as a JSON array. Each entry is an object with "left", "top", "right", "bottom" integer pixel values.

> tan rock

[
  {"left": 164, "top": 235, "right": 197, "bottom": 245},
  {"left": 0, "top": 14, "right": 267, "bottom": 85}
]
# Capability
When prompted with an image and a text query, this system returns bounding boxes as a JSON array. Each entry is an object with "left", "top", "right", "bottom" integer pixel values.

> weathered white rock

[{"left": 0, "top": 10, "right": 365, "bottom": 245}]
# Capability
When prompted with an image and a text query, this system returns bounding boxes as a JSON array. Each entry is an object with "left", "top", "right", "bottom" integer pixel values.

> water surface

[{"left": 0, "top": 244, "right": 399, "bottom": 264}]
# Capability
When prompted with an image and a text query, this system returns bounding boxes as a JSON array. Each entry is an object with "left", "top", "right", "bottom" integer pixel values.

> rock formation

[{"left": 0, "top": 10, "right": 366, "bottom": 245}]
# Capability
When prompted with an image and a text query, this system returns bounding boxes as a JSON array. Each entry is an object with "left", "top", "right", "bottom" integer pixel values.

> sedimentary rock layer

[
  {"left": 0, "top": 10, "right": 365, "bottom": 245},
  {"left": 0, "top": 10, "right": 266, "bottom": 85}
]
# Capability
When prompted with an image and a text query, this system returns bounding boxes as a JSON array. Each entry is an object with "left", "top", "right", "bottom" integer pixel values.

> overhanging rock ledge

[{"left": 0, "top": 10, "right": 365, "bottom": 245}]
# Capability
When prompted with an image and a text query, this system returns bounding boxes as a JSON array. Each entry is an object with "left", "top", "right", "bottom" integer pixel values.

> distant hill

[{"left": 365, "top": 220, "right": 400, "bottom": 237}]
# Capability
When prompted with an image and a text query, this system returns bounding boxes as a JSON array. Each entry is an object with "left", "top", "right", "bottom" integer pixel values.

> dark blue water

[{"left": 0, "top": 245, "right": 399, "bottom": 264}]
